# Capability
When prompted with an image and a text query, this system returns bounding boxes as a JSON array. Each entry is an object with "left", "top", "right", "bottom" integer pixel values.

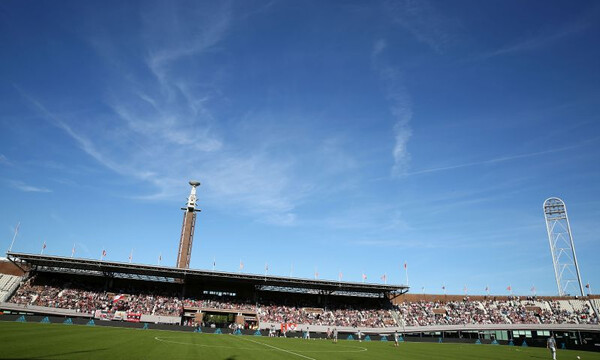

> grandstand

[
  {"left": 1, "top": 252, "right": 407, "bottom": 331},
  {"left": 1, "top": 252, "right": 599, "bottom": 351}
]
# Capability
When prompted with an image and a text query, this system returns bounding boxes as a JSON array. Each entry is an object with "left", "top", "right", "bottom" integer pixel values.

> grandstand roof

[{"left": 6, "top": 252, "right": 408, "bottom": 298}]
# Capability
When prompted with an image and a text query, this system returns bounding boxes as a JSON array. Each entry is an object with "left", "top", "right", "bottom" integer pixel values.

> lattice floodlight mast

[
  {"left": 176, "top": 181, "right": 201, "bottom": 269},
  {"left": 543, "top": 197, "right": 584, "bottom": 297}
]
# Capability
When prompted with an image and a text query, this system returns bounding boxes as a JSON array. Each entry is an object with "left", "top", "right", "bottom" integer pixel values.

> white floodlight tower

[
  {"left": 176, "top": 181, "right": 201, "bottom": 269},
  {"left": 543, "top": 197, "right": 585, "bottom": 296}
]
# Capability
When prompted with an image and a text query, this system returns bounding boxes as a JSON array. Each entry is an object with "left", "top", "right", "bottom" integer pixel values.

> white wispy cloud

[
  {"left": 372, "top": 39, "right": 413, "bottom": 177},
  {"left": 477, "top": 17, "right": 591, "bottom": 59},
  {"left": 0, "top": 154, "right": 11, "bottom": 165},
  {"left": 8, "top": 180, "right": 52, "bottom": 193},
  {"left": 405, "top": 142, "right": 595, "bottom": 176},
  {"left": 142, "top": 1, "right": 232, "bottom": 86},
  {"left": 16, "top": 2, "right": 319, "bottom": 226},
  {"left": 384, "top": 0, "right": 459, "bottom": 53}
]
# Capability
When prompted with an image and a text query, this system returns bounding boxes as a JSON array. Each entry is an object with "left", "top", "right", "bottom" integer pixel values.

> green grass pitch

[{"left": 1, "top": 322, "right": 598, "bottom": 360}]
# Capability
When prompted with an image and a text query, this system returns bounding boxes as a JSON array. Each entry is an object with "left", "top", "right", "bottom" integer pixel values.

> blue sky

[{"left": 1, "top": 0, "right": 599, "bottom": 296}]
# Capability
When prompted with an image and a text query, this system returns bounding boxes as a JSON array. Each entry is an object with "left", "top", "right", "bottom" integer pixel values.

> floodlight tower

[
  {"left": 543, "top": 197, "right": 585, "bottom": 296},
  {"left": 176, "top": 181, "right": 201, "bottom": 269}
]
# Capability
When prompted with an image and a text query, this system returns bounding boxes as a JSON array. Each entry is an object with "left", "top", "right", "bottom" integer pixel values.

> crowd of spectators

[
  {"left": 183, "top": 296, "right": 255, "bottom": 312},
  {"left": 538, "top": 300, "right": 595, "bottom": 324},
  {"left": 10, "top": 279, "right": 111, "bottom": 314},
  {"left": 9, "top": 277, "right": 183, "bottom": 316},
  {"left": 257, "top": 302, "right": 397, "bottom": 328},
  {"left": 397, "top": 297, "right": 598, "bottom": 326},
  {"left": 8, "top": 276, "right": 598, "bottom": 327}
]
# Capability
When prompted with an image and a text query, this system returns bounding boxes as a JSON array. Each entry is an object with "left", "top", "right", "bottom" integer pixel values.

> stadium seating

[
  {"left": 0, "top": 274, "right": 22, "bottom": 302},
  {"left": 257, "top": 303, "right": 397, "bottom": 328},
  {"left": 397, "top": 297, "right": 598, "bottom": 326},
  {"left": 6, "top": 274, "right": 599, "bottom": 328}
]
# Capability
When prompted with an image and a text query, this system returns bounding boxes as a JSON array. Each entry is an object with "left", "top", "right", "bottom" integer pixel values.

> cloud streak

[
  {"left": 8, "top": 180, "right": 52, "bottom": 193},
  {"left": 384, "top": 0, "right": 459, "bottom": 53},
  {"left": 406, "top": 141, "right": 597, "bottom": 176},
  {"left": 0, "top": 154, "right": 11, "bottom": 166},
  {"left": 372, "top": 39, "right": 413, "bottom": 176},
  {"left": 477, "top": 17, "right": 592, "bottom": 59},
  {"left": 15, "top": 2, "right": 330, "bottom": 226}
]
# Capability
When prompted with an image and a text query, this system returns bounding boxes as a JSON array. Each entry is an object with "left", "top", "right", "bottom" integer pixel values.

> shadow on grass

[{"left": 1, "top": 347, "right": 109, "bottom": 360}]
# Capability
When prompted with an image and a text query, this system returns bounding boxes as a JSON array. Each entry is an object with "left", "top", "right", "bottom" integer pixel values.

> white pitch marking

[
  {"left": 154, "top": 336, "right": 269, "bottom": 351},
  {"left": 299, "top": 346, "right": 368, "bottom": 353},
  {"left": 155, "top": 335, "right": 367, "bottom": 354},
  {"left": 234, "top": 336, "right": 318, "bottom": 360}
]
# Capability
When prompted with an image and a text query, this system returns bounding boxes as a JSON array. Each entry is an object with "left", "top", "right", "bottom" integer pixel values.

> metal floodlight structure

[{"left": 543, "top": 197, "right": 584, "bottom": 297}]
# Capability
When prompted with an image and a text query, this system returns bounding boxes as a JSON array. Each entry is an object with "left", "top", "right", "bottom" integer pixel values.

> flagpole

[
  {"left": 158, "top": 253, "right": 162, "bottom": 266},
  {"left": 8, "top": 222, "right": 20, "bottom": 252},
  {"left": 71, "top": 243, "right": 75, "bottom": 258},
  {"left": 290, "top": 263, "right": 293, "bottom": 277},
  {"left": 129, "top": 249, "right": 133, "bottom": 264},
  {"left": 404, "top": 262, "right": 409, "bottom": 286},
  {"left": 40, "top": 241, "right": 45, "bottom": 255},
  {"left": 212, "top": 256, "right": 216, "bottom": 271}
]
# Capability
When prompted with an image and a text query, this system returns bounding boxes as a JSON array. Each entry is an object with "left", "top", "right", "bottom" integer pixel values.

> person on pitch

[
  {"left": 547, "top": 334, "right": 557, "bottom": 360},
  {"left": 333, "top": 328, "right": 338, "bottom": 343}
]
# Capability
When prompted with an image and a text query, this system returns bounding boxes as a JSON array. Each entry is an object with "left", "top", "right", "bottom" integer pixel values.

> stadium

[
  {"left": 2, "top": 2, "right": 600, "bottom": 359},
  {"left": 1, "top": 183, "right": 599, "bottom": 360}
]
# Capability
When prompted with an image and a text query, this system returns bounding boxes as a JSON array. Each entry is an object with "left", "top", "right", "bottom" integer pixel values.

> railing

[{"left": 0, "top": 302, "right": 93, "bottom": 318}]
